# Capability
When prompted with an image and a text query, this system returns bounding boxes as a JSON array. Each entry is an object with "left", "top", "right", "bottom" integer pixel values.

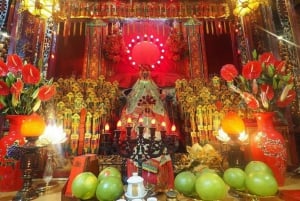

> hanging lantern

[
  {"left": 21, "top": 0, "right": 58, "bottom": 19},
  {"left": 233, "top": 0, "right": 260, "bottom": 17}
]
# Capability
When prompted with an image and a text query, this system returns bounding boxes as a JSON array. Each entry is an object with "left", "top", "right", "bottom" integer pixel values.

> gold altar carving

[
  {"left": 56, "top": 1, "right": 230, "bottom": 20},
  {"left": 175, "top": 76, "right": 245, "bottom": 145},
  {"left": 42, "top": 76, "right": 120, "bottom": 156}
]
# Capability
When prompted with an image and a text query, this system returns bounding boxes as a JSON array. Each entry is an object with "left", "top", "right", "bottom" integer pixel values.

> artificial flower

[
  {"left": 0, "top": 54, "right": 56, "bottom": 115},
  {"left": 102, "top": 27, "right": 126, "bottom": 63},
  {"left": 220, "top": 50, "right": 296, "bottom": 115},
  {"left": 165, "top": 28, "right": 187, "bottom": 62}
]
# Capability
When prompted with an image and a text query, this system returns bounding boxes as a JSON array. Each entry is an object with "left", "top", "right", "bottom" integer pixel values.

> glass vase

[
  {"left": 0, "top": 115, "right": 27, "bottom": 192},
  {"left": 250, "top": 112, "right": 287, "bottom": 186}
]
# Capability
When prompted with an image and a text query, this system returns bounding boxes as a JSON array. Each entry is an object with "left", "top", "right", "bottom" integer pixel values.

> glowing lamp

[
  {"left": 20, "top": 113, "right": 46, "bottom": 137},
  {"left": 22, "top": 0, "right": 56, "bottom": 19},
  {"left": 220, "top": 111, "right": 245, "bottom": 138},
  {"left": 219, "top": 111, "right": 246, "bottom": 168},
  {"left": 233, "top": 0, "right": 260, "bottom": 17}
]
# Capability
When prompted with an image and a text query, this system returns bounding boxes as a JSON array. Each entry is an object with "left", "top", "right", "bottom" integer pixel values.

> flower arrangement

[
  {"left": 165, "top": 28, "right": 187, "bottom": 62},
  {"left": 220, "top": 50, "right": 296, "bottom": 116},
  {"left": 102, "top": 26, "right": 126, "bottom": 63},
  {"left": 0, "top": 54, "right": 56, "bottom": 115}
]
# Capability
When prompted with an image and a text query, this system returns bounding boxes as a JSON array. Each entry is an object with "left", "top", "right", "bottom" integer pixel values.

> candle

[
  {"left": 117, "top": 120, "right": 122, "bottom": 129},
  {"left": 105, "top": 123, "right": 110, "bottom": 132},
  {"left": 161, "top": 121, "right": 166, "bottom": 130},
  {"left": 127, "top": 117, "right": 132, "bottom": 126},
  {"left": 138, "top": 117, "right": 143, "bottom": 126},
  {"left": 171, "top": 124, "right": 176, "bottom": 132},
  {"left": 151, "top": 119, "right": 156, "bottom": 127}
]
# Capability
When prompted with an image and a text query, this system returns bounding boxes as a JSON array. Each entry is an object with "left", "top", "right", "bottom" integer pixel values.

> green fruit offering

[
  {"left": 174, "top": 171, "right": 196, "bottom": 196},
  {"left": 71, "top": 172, "right": 98, "bottom": 200},
  {"left": 244, "top": 161, "right": 273, "bottom": 175},
  {"left": 195, "top": 172, "right": 227, "bottom": 201},
  {"left": 96, "top": 176, "right": 124, "bottom": 201},
  {"left": 245, "top": 172, "right": 278, "bottom": 196},
  {"left": 223, "top": 167, "right": 246, "bottom": 190},
  {"left": 98, "top": 166, "right": 122, "bottom": 183}
]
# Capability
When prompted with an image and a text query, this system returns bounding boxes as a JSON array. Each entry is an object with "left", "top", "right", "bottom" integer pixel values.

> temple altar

[{"left": 1, "top": 0, "right": 300, "bottom": 200}]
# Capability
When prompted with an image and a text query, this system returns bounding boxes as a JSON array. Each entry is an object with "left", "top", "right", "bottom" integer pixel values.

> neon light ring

[{"left": 127, "top": 34, "right": 165, "bottom": 69}]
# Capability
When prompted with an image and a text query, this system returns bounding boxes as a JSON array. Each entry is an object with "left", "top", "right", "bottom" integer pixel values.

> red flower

[
  {"left": 274, "top": 60, "right": 286, "bottom": 74},
  {"left": 22, "top": 64, "right": 41, "bottom": 84},
  {"left": 38, "top": 85, "right": 56, "bottom": 101},
  {"left": 220, "top": 64, "right": 238, "bottom": 81},
  {"left": 241, "top": 92, "right": 260, "bottom": 109},
  {"left": 10, "top": 79, "right": 24, "bottom": 98},
  {"left": 6, "top": 54, "right": 23, "bottom": 74},
  {"left": 260, "top": 84, "right": 274, "bottom": 100},
  {"left": 276, "top": 90, "right": 296, "bottom": 108},
  {"left": 0, "top": 81, "right": 9, "bottom": 95},
  {"left": 0, "top": 60, "right": 8, "bottom": 76},
  {"left": 0, "top": 102, "right": 5, "bottom": 110},
  {"left": 242, "top": 61, "right": 262, "bottom": 80},
  {"left": 259, "top": 52, "right": 277, "bottom": 65}
]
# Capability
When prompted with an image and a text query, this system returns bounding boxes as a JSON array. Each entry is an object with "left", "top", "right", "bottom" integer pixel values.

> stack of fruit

[
  {"left": 223, "top": 161, "right": 278, "bottom": 197},
  {"left": 174, "top": 161, "right": 278, "bottom": 200},
  {"left": 71, "top": 167, "right": 124, "bottom": 201},
  {"left": 175, "top": 169, "right": 227, "bottom": 200}
]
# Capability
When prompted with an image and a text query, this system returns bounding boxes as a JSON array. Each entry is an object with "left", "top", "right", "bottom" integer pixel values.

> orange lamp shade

[
  {"left": 20, "top": 113, "right": 46, "bottom": 137},
  {"left": 221, "top": 112, "right": 245, "bottom": 136}
]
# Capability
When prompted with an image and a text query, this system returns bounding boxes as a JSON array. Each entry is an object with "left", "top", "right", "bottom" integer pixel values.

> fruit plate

[{"left": 229, "top": 188, "right": 278, "bottom": 201}]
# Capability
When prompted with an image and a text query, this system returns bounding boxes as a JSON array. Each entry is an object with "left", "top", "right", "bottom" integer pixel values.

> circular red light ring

[{"left": 127, "top": 34, "right": 165, "bottom": 69}]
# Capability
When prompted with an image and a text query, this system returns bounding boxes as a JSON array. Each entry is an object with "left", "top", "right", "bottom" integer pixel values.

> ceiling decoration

[
  {"left": 233, "top": 0, "right": 261, "bottom": 17},
  {"left": 20, "top": 0, "right": 60, "bottom": 19},
  {"left": 54, "top": 1, "right": 230, "bottom": 20}
]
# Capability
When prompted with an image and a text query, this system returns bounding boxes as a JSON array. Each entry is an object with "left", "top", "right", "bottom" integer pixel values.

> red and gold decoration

[
  {"left": 233, "top": 0, "right": 261, "bottom": 17},
  {"left": 165, "top": 22, "right": 187, "bottom": 62},
  {"left": 103, "top": 23, "right": 126, "bottom": 64},
  {"left": 20, "top": 0, "right": 59, "bottom": 19}
]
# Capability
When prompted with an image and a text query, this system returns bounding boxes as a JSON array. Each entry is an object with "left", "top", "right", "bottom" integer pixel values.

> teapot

[{"left": 126, "top": 172, "right": 146, "bottom": 198}]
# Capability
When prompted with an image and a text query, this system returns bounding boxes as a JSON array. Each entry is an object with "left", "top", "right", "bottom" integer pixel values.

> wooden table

[{"left": 1, "top": 174, "right": 300, "bottom": 201}]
